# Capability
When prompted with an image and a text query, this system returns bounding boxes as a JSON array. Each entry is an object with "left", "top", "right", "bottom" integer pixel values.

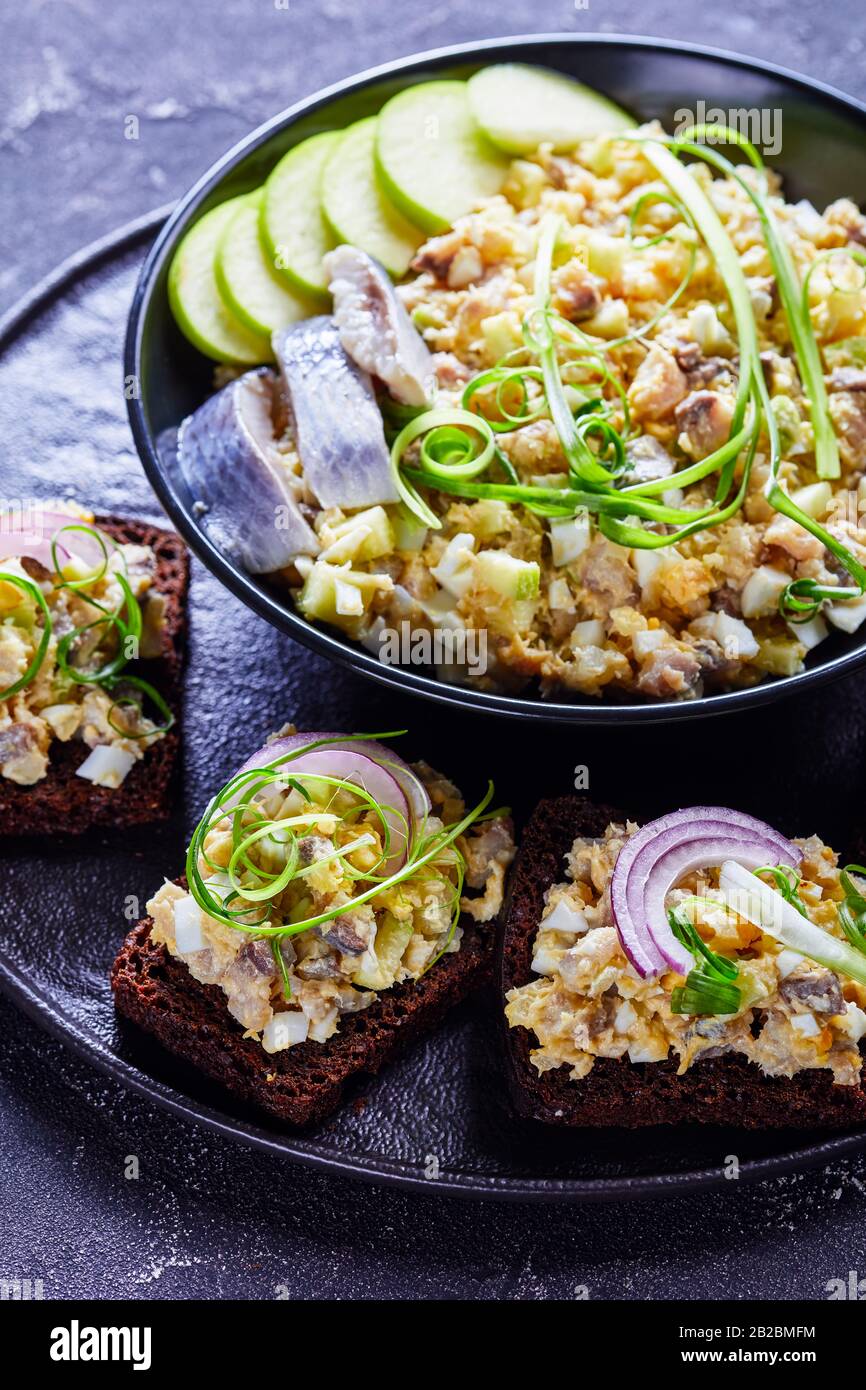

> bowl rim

[{"left": 125, "top": 31, "right": 866, "bottom": 726}]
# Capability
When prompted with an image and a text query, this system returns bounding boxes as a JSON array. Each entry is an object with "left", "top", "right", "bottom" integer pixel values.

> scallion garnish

[
  {"left": 656, "top": 126, "right": 866, "bottom": 615},
  {"left": 286, "top": 775, "right": 313, "bottom": 802},
  {"left": 183, "top": 732, "right": 498, "bottom": 970},
  {"left": 272, "top": 937, "right": 293, "bottom": 1002},
  {"left": 669, "top": 905, "right": 742, "bottom": 1016},
  {"left": 0, "top": 521, "right": 174, "bottom": 736},
  {"left": 105, "top": 674, "right": 176, "bottom": 739},
  {"left": 839, "top": 864, "right": 866, "bottom": 955},
  {"left": 0, "top": 572, "right": 53, "bottom": 700},
  {"left": 755, "top": 864, "right": 808, "bottom": 917}
]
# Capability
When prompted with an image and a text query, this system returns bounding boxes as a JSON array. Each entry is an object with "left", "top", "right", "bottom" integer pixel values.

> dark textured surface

[{"left": 3, "top": 0, "right": 866, "bottom": 1300}]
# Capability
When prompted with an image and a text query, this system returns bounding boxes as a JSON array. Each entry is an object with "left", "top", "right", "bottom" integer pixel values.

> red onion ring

[
  {"left": 233, "top": 736, "right": 414, "bottom": 875},
  {"left": 0, "top": 510, "right": 106, "bottom": 571},
  {"left": 610, "top": 807, "right": 800, "bottom": 979},
  {"left": 0, "top": 531, "right": 72, "bottom": 571},
  {"left": 238, "top": 731, "right": 431, "bottom": 825}
]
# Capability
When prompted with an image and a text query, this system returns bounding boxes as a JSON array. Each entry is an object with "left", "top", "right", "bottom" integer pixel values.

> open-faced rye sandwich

[
  {"left": 112, "top": 729, "right": 515, "bottom": 1125},
  {"left": 501, "top": 797, "right": 866, "bottom": 1128},
  {"left": 0, "top": 502, "right": 187, "bottom": 834}
]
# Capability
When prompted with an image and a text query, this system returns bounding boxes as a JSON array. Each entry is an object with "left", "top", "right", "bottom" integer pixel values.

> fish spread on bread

[
  {"left": 146, "top": 729, "right": 514, "bottom": 1054},
  {"left": 506, "top": 808, "right": 866, "bottom": 1086},
  {"left": 0, "top": 502, "right": 173, "bottom": 788}
]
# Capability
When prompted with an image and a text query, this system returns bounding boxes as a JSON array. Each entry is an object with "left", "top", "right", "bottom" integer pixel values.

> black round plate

[
  {"left": 3, "top": 206, "right": 866, "bottom": 1201},
  {"left": 125, "top": 32, "right": 866, "bottom": 725}
]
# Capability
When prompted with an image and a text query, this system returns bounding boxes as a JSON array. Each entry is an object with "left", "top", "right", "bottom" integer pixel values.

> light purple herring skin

[
  {"left": 324, "top": 245, "right": 436, "bottom": 409},
  {"left": 176, "top": 368, "right": 319, "bottom": 574},
  {"left": 272, "top": 316, "right": 400, "bottom": 511}
]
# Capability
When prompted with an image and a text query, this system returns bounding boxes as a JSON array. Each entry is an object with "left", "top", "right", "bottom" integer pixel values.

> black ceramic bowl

[{"left": 126, "top": 32, "right": 866, "bottom": 725}]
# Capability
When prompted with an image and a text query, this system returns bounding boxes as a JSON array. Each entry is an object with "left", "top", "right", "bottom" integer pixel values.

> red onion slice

[
  {"left": 0, "top": 531, "right": 71, "bottom": 571},
  {"left": 232, "top": 738, "right": 412, "bottom": 875},
  {"left": 238, "top": 731, "right": 431, "bottom": 825},
  {"left": 0, "top": 510, "right": 107, "bottom": 571},
  {"left": 610, "top": 807, "right": 800, "bottom": 979},
  {"left": 610, "top": 846, "right": 668, "bottom": 978},
  {"left": 642, "top": 833, "right": 795, "bottom": 974}
]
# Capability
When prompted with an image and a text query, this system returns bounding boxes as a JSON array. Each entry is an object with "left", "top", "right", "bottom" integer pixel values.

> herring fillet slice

[
  {"left": 176, "top": 369, "right": 319, "bottom": 573},
  {"left": 324, "top": 244, "right": 435, "bottom": 407},
  {"left": 272, "top": 316, "right": 399, "bottom": 509}
]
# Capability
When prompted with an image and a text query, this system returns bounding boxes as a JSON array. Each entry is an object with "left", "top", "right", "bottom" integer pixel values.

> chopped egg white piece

[
  {"left": 570, "top": 619, "right": 605, "bottom": 649},
  {"left": 549, "top": 513, "right": 591, "bottom": 567},
  {"left": 262, "top": 1010, "right": 310, "bottom": 1053},
  {"left": 787, "top": 614, "right": 829, "bottom": 649},
  {"left": 827, "top": 594, "right": 866, "bottom": 634},
  {"left": 75, "top": 744, "right": 136, "bottom": 788},
  {"left": 741, "top": 565, "right": 790, "bottom": 619},
  {"left": 174, "top": 897, "right": 206, "bottom": 954}
]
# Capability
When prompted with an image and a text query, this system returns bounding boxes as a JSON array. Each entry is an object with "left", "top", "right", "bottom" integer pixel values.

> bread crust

[
  {"left": 112, "top": 893, "right": 493, "bottom": 1127},
  {"left": 498, "top": 797, "right": 866, "bottom": 1129},
  {"left": 0, "top": 515, "right": 188, "bottom": 834}
]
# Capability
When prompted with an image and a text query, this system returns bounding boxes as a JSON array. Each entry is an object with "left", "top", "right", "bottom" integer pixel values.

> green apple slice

[
  {"left": 375, "top": 80, "right": 508, "bottom": 234},
  {"left": 215, "top": 187, "right": 314, "bottom": 335},
  {"left": 321, "top": 117, "right": 422, "bottom": 278},
  {"left": 262, "top": 130, "right": 340, "bottom": 298},
  {"left": 168, "top": 196, "right": 272, "bottom": 364},
  {"left": 468, "top": 64, "right": 632, "bottom": 154}
]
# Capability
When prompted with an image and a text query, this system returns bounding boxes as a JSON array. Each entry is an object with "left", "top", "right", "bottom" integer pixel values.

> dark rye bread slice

[
  {"left": 0, "top": 515, "right": 188, "bottom": 835},
  {"left": 498, "top": 796, "right": 866, "bottom": 1130},
  {"left": 112, "top": 888, "right": 492, "bottom": 1127}
]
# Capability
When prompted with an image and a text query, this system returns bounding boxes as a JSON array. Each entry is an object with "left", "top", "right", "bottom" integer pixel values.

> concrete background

[{"left": 3, "top": 0, "right": 866, "bottom": 1300}]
